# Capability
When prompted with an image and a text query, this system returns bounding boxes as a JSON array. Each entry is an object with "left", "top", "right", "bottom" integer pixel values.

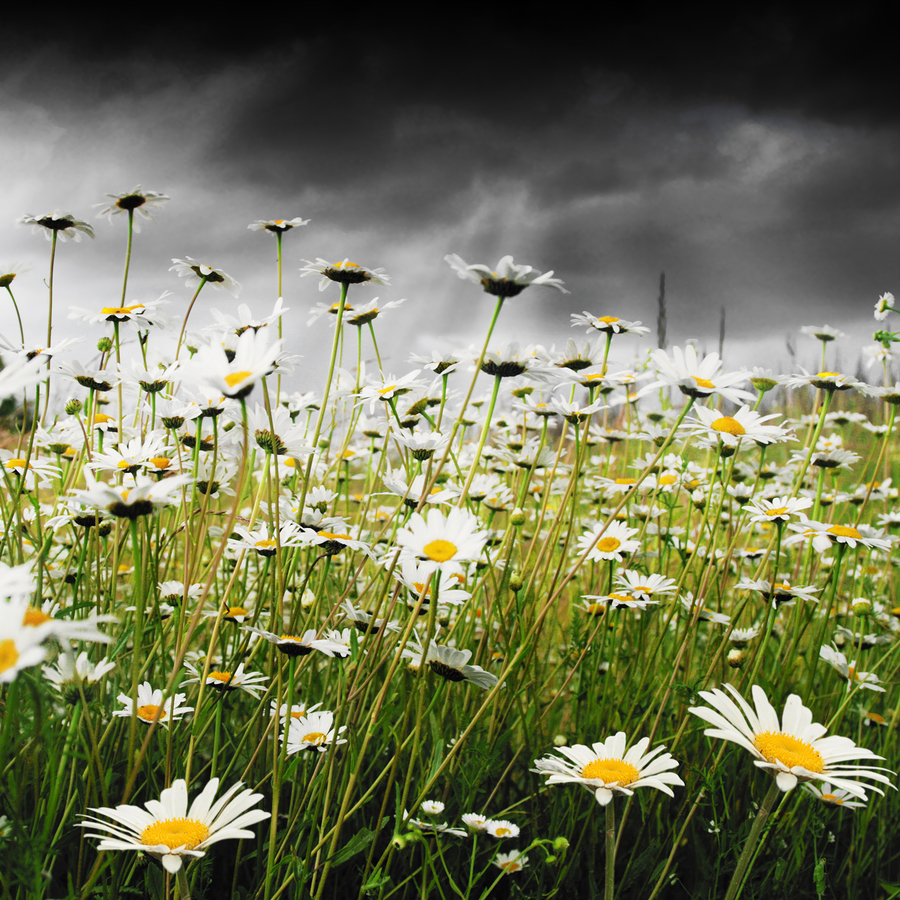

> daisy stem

[
  {"left": 605, "top": 800, "right": 616, "bottom": 900},
  {"left": 174, "top": 276, "right": 210, "bottom": 361},
  {"left": 4, "top": 284, "right": 24, "bottom": 346},
  {"left": 176, "top": 866, "right": 191, "bottom": 899},
  {"left": 41, "top": 230, "right": 59, "bottom": 423},
  {"left": 853, "top": 403, "right": 896, "bottom": 526},
  {"left": 803, "top": 542, "right": 847, "bottom": 705},
  {"left": 724, "top": 778, "right": 781, "bottom": 900},
  {"left": 746, "top": 521, "right": 783, "bottom": 688},
  {"left": 458, "top": 374, "right": 502, "bottom": 507},
  {"left": 120, "top": 209, "right": 134, "bottom": 304}
]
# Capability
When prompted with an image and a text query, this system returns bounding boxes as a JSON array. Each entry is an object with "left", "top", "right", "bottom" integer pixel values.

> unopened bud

[
  {"left": 852, "top": 598, "right": 872, "bottom": 617},
  {"left": 96, "top": 337, "right": 113, "bottom": 352},
  {"left": 65, "top": 399, "right": 83, "bottom": 416},
  {"left": 552, "top": 837, "right": 570, "bottom": 853},
  {"left": 510, "top": 507, "right": 526, "bottom": 527},
  {"left": 727, "top": 648, "right": 745, "bottom": 669}
]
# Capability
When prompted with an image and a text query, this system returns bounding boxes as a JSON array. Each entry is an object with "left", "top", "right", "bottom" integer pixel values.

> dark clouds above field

[{"left": 2, "top": 10, "right": 899, "bottom": 380}]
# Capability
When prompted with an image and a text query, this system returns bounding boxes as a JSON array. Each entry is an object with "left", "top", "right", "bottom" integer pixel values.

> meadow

[{"left": 2, "top": 192, "right": 900, "bottom": 900}]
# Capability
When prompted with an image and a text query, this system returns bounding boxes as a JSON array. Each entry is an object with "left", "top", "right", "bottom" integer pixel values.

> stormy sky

[{"left": 2, "top": 11, "right": 898, "bottom": 391}]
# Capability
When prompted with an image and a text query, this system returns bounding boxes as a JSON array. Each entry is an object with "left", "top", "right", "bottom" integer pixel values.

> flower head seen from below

[
  {"left": 445, "top": 254, "right": 568, "bottom": 298},
  {"left": 170, "top": 257, "right": 240, "bottom": 297},
  {"left": 78, "top": 778, "right": 270, "bottom": 873},
  {"left": 96, "top": 186, "right": 169, "bottom": 231},
  {"left": 186, "top": 328, "right": 281, "bottom": 400},
  {"left": 689, "top": 683, "right": 895, "bottom": 796},
  {"left": 532, "top": 732, "right": 684, "bottom": 806},
  {"left": 875, "top": 292, "right": 896, "bottom": 321},
  {"left": 248, "top": 217, "right": 310, "bottom": 234},
  {"left": 18, "top": 211, "right": 95, "bottom": 242},
  {"left": 402, "top": 638, "right": 499, "bottom": 689},
  {"left": 299, "top": 258, "right": 389, "bottom": 291},
  {"left": 182, "top": 661, "right": 269, "bottom": 698}
]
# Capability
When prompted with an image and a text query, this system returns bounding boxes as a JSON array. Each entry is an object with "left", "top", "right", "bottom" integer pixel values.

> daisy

[
  {"left": 339, "top": 599, "right": 401, "bottom": 635},
  {"left": 78, "top": 777, "right": 269, "bottom": 874},
  {"left": 18, "top": 211, "right": 95, "bottom": 242},
  {"left": 283, "top": 710, "right": 347, "bottom": 753},
  {"left": 299, "top": 258, "right": 389, "bottom": 291},
  {"left": 688, "top": 683, "right": 895, "bottom": 796},
  {"left": 169, "top": 257, "right": 241, "bottom": 297},
  {"left": 875, "top": 292, "right": 897, "bottom": 321},
  {"left": 613, "top": 570, "right": 678, "bottom": 601},
  {"left": 532, "top": 732, "right": 683, "bottom": 806},
  {"left": 785, "top": 368, "right": 872, "bottom": 394},
  {"left": 576, "top": 520, "right": 641, "bottom": 562},
  {"left": 71, "top": 471, "right": 190, "bottom": 520},
  {"left": 485, "top": 819, "right": 520, "bottom": 839},
  {"left": 113, "top": 682, "right": 193, "bottom": 728},
  {"left": 570, "top": 312, "right": 650, "bottom": 336},
  {"left": 0, "top": 595, "right": 48, "bottom": 683},
  {"left": 402, "top": 638, "right": 499, "bottom": 689},
  {"left": 444, "top": 254, "right": 567, "bottom": 298},
  {"left": 801, "top": 783, "right": 868, "bottom": 809},
  {"left": 248, "top": 217, "right": 310, "bottom": 234},
  {"left": 494, "top": 850, "right": 530, "bottom": 873},
  {"left": 819, "top": 645, "right": 885, "bottom": 692},
  {"left": 745, "top": 495, "right": 813, "bottom": 525},
  {"left": 43, "top": 649, "right": 115, "bottom": 700},
  {"left": 182, "top": 661, "right": 269, "bottom": 698},
  {"left": 269, "top": 700, "right": 324, "bottom": 723},
  {"left": 395, "top": 508, "right": 488, "bottom": 576},
  {"left": 96, "top": 186, "right": 169, "bottom": 230},
  {"left": 244, "top": 625, "right": 350, "bottom": 658},
  {"left": 185, "top": 329, "right": 281, "bottom": 400},
  {"left": 801, "top": 324, "right": 846, "bottom": 342},
  {"left": 645, "top": 345, "right": 753, "bottom": 405},
  {"left": 734, "top": 579, "right": 821, "bottom": 607},
  {"left": 684, "top": 405, "right": 789, "bottom": 448},
  {"left": 787, "top": 519, "right": 895, "bottom": 554}
]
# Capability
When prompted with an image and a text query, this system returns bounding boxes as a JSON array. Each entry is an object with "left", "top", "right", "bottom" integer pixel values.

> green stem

[
  {"left": 605, "top": 800, "right": 616, "bottom": 900},
  {"left": 723, "top": 779, "right": 781, "bottom": 900}
]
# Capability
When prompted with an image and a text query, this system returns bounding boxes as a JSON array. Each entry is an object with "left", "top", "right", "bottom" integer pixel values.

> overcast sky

[{"left": 3, "top": 11, "right": 898, "bottom": 390}]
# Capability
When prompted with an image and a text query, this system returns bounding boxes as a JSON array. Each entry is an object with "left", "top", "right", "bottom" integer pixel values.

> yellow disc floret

[
  {"left": 141, "top": 817, "right": 210, "bottom": 851},
  {"left": 752, "top": 731, "right": 825, "bottom": 773},
  {"left": 581, "top": 757, "right": 640, "bottom": 785},
  {"left": 423, "top": 539, "right": 457, "bottom": 563},
  {"left": 711, "top": 416, "right": 745, "bottom": 436}
]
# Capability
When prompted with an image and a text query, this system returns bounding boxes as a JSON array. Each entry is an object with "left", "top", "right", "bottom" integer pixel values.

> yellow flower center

[
  {"left": 766, "top": 507, "right": 790, "bottom": 516},
  {"left": 752, "top": 731, "right": 825, "bottom": 773},
  {"left": 827, "top": 525, "right": 862, "bottom": 540},
  {"left": 226, "top": 606, "right": 247, "bottom": 618},
  {"left": 317, "top": 531, "right": 351, "bottom": 541},
  {"left": 596, "top": 537, "right": 622, "bottom": 553},
  {"left": 278, "top": 634, "right": 304, "bottom": 643},
  {"left": 596, "top": 316, "right": 620, "bottom": 324},
  {"left": 335, "top": 260, "right": 359, "bottom": 269},
  {"left": 283, "top": 457, "right": 297, "bottom": 468},
  {"left": 816, "top": 371, "right": 841, "bottom": 378},
  {"left": 494, "top": 826, "right": 513, "bottom": 836},
  {"left": 377, "top": 385, "right": 397, "bottom": 395},
  {"left": 820, "top": 794, "right": 843, "bottom": 804},
  {"left": 136, "top": 704, "right": 166, "bottom": 722},
  {"left": 93, "top": 413, "right": 113, "bottom": 424},
  {"left": 22, "top": 608, "right": 53, "bottom": 627},
  {"left": 140, "top": 817, "right": 211, "bottom": 851},
  {"left": 101, "top": 304, "right": 143, "bottom": 315},
  {"left": 614, "top": 478, "right": 636, "bottom": 485},
  {"left": 423, "top": 539, "right": 457, "bottom": 562},
  {"left": 692, "top": 376, "right": 715, "bottom": 389},
  {"left": 208, "top": 671, "right": 233, "bottom": 684},
  {"left": 581, "top": 757, "right": 640, "bottom": 784},
  {"left": 4, "top": 458, "right": 28, "bottom": 469},
  {"left": 149, "top": 457, "right": 171, "bottom": 469},
  {"left": 0, "top": 639, "right": 20, "bottom": 674},
  {"left": 117, "top": 460, "right": 134, "bottom": 469},
  {"left": 658, "top": 475, "right": 677, "bottom": 485},
  {"left": 224, "top": 370, "right": 252, "bottom": 387},
  {"left": 302, "top": 731, "right": 327, "bottom": 745},
  {"left": 255, "top": 539, "right": 277, "bottom": 549},
  {"left": 501, "top": 860, "right": 524, "bottom": 872},
  {"left": 711, "top": 416, "right": 745, "bottom": 436}
]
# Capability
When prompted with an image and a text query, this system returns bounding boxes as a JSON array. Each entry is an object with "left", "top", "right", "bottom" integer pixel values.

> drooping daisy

[
  {"left": 532, "top": 732, "right": 684, "bottom": 806},
  {"left": 402, "top": 638, "right": 499, "bottom": 689},
  {"left": 113, "top": 682, "right": 194, "bottom": 728},
  {"left": 444, "top": 254, "right": 568, "bottom": 298},
  {"left": 78, "top": 777, "right": 270, "bottom": 874},
  {"left": 688, "top": 683, "right": 895, "bottom": 796},
  {"left": 875, "top": 292, "right": 896, "bottom": 321},
  {"left": 283, "top": 710, "right": 347, "bottom": 753},
  {"left": 576, "top": 520, "right": 641, "bottom": 562},
  {"left": 43, "top": 649, "right": 116, "bottom": 703},
  {"left": 819, "top": 645, "right": 885, "bottom": 692}
]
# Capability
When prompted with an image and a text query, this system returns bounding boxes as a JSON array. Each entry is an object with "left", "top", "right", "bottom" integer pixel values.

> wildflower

[
  {"left": 684, "top": 405, "right": 789, "bottom": 448},
  {"left": 299, "top": 258, "right": 389, "bottom": 291},
  {"left": 745, "top": 495, "right": 813, "bottom": 524},
  {"left": 570, "top": 312, "right": 649, "bottom": 336},
  {"left": 802, "top": 783, "right": 868, "bottom": 808},
  {"left": 169, "top": 257, "right": 240, "bottom": 297},
  {"left": 461, "top": 813, "right": 490, "bottom": 832},
  {"left": 735, "top": 578, "right": 821, "bottom": 607},
  {"left": 875, "top": 292, "right": 896, "bottom": 321},
  {"left": 801, "top": 324, "right": 846, "bottom": 342},
  {"left": 43, "top": 650, "right": 115, "bottom": 703},
  {"left": 0, "top": 596, "right": 48, "bottom": 683},
  {"left": 402, "top": 638, "right": 499, "bottom": 689},
  {"left": 78, "top": 778, "right": 270, "bottom": 873},
  {"left": 244, "top": 625, "right": 350, "bottom": 658},
  {"left": 646, "top": 345, "right": 753, "bottom": 405},
  {"left": 182, "top": 661, "right": 269, "bottom": 698},
  {"left": 191, "top": 329, "right": 282, "bottom": 400},
  {"left": 689, "top": 683, "right": 895, "bottom": 796},
  {"left": 18, "top": 211, "right": 95, "bottom": 242},
  {"left": 485, "top": 819, "right": 520, "bottom": 838},
  {"left": 96, "top": 186, "right": 169, "bottom": 230},
  {"left": 248, "top": 217, "right": 310, "bottom": 234},
  {"left": 787, "top": 518, "right": 895, "bottom": 554},
  {"left": 819, "top": 645, "right": 885, "bottom": 692},
  {"left": 785, "top": 368, "right": 872, "bottom": 394},
  {"left": 283, "top": 710, "right": 347, "bottom": 753},
  {"left": 113, "top": 682, "right": 193, "bottom": 727},
  {"left": 445, "top": 254, "right": 567, "bottom": 297},
  {"left": 613, "top": 570, "right": 678, "bottom": 601},
  {"left": 421, "top": 800, "right": 445, "bottom": 816},
  {"left": 494, "top": 851, "right": 530, "bottom": 873},
  {"left": 339, "top": 599, "right": 401, "bottom": 634},
  {"left": 532, "top": 732, "right": 684, "bottom": 806},
  {"left": 396, "top": 508, "right": 488, "bottom": 576},
  {"left": 577, "top": 520, "right": 641, "bottom": 562},
  {"left": 71, "top": 471, "right": 190, "bottom": 520}
]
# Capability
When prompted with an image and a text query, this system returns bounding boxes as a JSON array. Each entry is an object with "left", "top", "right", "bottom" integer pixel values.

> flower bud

[
  {"left": 727, "top": 648, "right": 745, "bottom": 669},
  {"left": 96, "top": 337, "right": 114, "bottom": 352},
  {"left": 510, "top": 508, "right": 527, "bottom": 527},
  {"left": 64, "top": 399, "right": 83, "bottom": 416}
]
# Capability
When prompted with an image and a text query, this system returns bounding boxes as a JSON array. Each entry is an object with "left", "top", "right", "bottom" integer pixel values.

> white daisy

[
  {"left": 532, "top": 732, "right": 684, "bottom": 806},
  {"left": 283, "top": 710, "right": 347, "bottom": 753},
  {"left": 576, "top": 520, "right": 641, "bottom": 562},
  {"left": 96, "top": 186, "right": 169, "bottom": 230},
  {"left": 819, "top": 644, "right": 886, "bottom": 693},
  {"left": 444, "top": 254, "right": 567, "bottom": 298},
  {"left": 299, "top": 258, "right": 389, "bottom": 291},
  {"left": 113, "top": 682, "right": 193, "bottom": 728},
  {"left": 688, "top": 683, "right": 895, "bottom": 796},
  {"left": 18, "top": 211, "right": 95, "bottom": 242},
  {"left": 395, "top": 508, "right": 488, "bottom": 576},
  {"left": 248, "top": 217, "right": 310, "bottom": 234},
  {"left": 402, "top": 638, "right": 499, "bottom": 690},
  {"left": 169, "top": 257, "right": 240, "bottom": 297},
  {"left": 78, "top": 778, "right": 270, "bottom": 873}
]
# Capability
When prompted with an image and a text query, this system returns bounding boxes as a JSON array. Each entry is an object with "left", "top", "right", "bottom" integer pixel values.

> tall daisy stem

[
  {"left": 724, "top": 778, "right": 781, "bottom": 900},
  {"left": 605, "top": 800, "right": 616, "bottom": 900}
]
